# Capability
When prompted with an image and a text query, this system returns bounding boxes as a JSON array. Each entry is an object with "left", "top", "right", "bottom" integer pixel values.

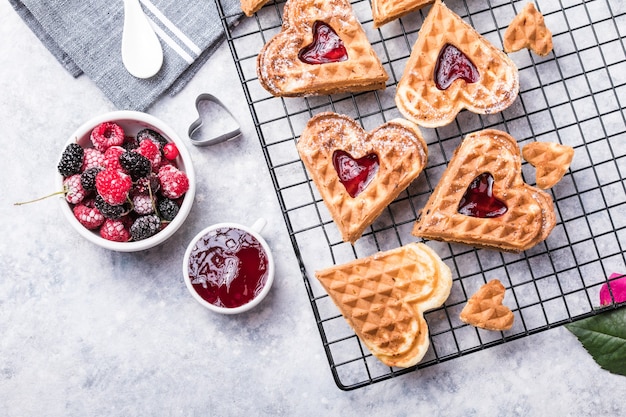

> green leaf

[{"left": 565, "top": 307, "right": 626, "bottom": 377}]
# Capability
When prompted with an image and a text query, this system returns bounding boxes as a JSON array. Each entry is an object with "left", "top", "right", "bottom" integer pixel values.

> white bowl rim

[
  {"left": 57, "top": 110, "right": 196, "bottom": 252},
  {"left": 182, "top": 222, "right": 275, "bottom": 314}
]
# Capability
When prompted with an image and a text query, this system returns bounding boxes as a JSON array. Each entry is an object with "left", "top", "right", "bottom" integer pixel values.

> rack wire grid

[{"left": 216, "top": 0, "right": 626, "bottom": 390}]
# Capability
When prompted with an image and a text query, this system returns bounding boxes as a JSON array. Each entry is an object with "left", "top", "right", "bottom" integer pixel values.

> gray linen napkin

[{"left": 9, "top": 0, "right": 243, "bottom": 111}]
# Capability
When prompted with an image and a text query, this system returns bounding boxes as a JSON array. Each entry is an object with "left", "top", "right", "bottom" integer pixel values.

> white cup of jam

[{"left": 182, "top": 218, "right": 275, "bottom": 314}]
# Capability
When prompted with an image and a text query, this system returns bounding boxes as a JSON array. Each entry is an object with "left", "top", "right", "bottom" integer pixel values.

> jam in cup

[{"left": 183, "top": 219, "right": 275, "bottom": 314}]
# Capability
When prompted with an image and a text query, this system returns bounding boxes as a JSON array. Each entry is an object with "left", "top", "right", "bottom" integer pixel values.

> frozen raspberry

[
  {"left": 82, "top": 198, "right": 97, "bottom": 208},
  {"left": 157, "top": 198, "right": 179, "bottom": 222},
  {"left": 103, "top": 146, "right": 127, "bottom": 171},
  {"left": 95, "top": 169, "right": 132, "bottom": 206},
  {"left": 132, "top": 193, "right": 155, "bottom": 215},
  {"left": 73, "top": 203, "right": 105, "bottom": 230},
  {"left": 119, "top": 151, "right": 151, "bottom": 180},
  {"left": 81, "top": 148, "right": 105, "bottom": 171},
  {"left": 63, "top": 174, "right": 87, "bottom": 204},
  {"left": 137, "top": 128, "right": 167, "bottom": 150},
  {"left": 58, "top": 143, "right": 84, "bottom": 177},
  {"left": 162, "top": 143, "right": 179, "bottom": 161},
  {"left": 157, "top": 165, "right": 189, "bottom": 199},
  {"left": 136, "top": 139, "right": 162, "bottom": 170},
  {"left": 80, "top": 167, "right": 103, "bottom": 192},
  {"left": 100, "top": 218, "right": 131, "bottom": 242},
  {"left": 130, "top": 214, "right": 161, "bottom": 241},
  {"left": 90, "top": 122, "right": 125, "bottom": 152}
]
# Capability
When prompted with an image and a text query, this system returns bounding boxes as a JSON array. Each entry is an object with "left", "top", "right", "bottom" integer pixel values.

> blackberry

[
  {"left": 130, "top": 214, "right": 161, "bottom": 241},
  {"left": 136, "top": 128, "right": 167, "bottom": 150},
  {"left": 122, "top": 135, "right": 139, "bottom": 151},
  {"left": 119, "top": 151, "right": 151, "bottom": 180},
  {"left": 80, "top": 167, "right": 103, "bottom": 191},
  {"left": 157, "top": 198, "right": 179, "bottom": 222},
  {"left": 133, "top": 173, "right": 160, "bottom": 194},
  {"left": 95, "top": 194, "right": 130, "bottom": 219},
  {"left": 58, "top": 143, "right": 84, "bottom": 177}
]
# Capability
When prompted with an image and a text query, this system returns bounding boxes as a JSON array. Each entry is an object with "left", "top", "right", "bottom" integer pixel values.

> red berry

[
  {"left": 103, "top": 146, "right": 127, "bottom": 172},
  {"left": 136, "top": 139, "right": 162, "bottom": 170},
  {"left": 90, "top": 122, "right": 125, "bottom": 152},
  {"left": 73, "top": 203, "right": 105, "bottom": 229},
  {"left": 81, "top": 148, "right": 105, "bottom": 171},
  {"left": 64, "top": 174, "right": 87, "bottom": 204},
  {"left": 163, "top": 143, "right": 179, "bottom": 161},
  {"left": 132, "top": 193, "right": 155, "bottom": 215},
  {"left": 157, "top": 165, "right": 189, "bottom": 199},
  {"left": 96, "top": 169, "right": 132, "bottom": 206},
  {"left": 100, "top": 218, "right": 131, "bottom": 242}
]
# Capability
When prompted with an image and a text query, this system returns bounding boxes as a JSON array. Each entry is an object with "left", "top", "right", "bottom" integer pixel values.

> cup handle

[{"left": 250, "top": 218, "right": 267, "bottom": 234}]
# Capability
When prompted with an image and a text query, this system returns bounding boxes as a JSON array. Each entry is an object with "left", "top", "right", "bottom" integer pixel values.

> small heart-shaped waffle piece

[
  {"left": 460, "top": 279, "right": 514, "bottom": 331},
  {"left": 395, "top": 0, "right": 519, "bottom": 128},
  {"left": 413, "top": 129, "right": 556, "bottom": 252},
  {"left": 503, "top": 3, "right": 553, "bottom": 57},
  {"left": 298, "top": 112, "right": 428, "bottom": 243},
  {"left": 522, "top": 142, "right": 574, "bottom": 189},
  {"left": 239, "top": 0, "right": 270, "bottom": 16},
  {"left": 256, "top": 0, "right": 388, "bottom": 97},
  {"left": 371, "top": 0, "right": 433, "bottom": 28},
  {"left": 316, "top": 242, "right": 452, "bottom": 367}
]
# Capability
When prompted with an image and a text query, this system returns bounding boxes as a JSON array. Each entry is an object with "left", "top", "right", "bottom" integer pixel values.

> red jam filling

[
  {"left": 298, "top": 21, "right": 348, "bottom": 64},
  {"left": 187, "top": 227, "right": 269, "bottom": 309},
  {"left": 458, "top": 172, "right": 508, "bottom": 218},
  {"left": 434, "top": 43, "right": 480, "bottom": 90},
  {"left": 332, "top": 150, "right": 379, "bottom": 198}
]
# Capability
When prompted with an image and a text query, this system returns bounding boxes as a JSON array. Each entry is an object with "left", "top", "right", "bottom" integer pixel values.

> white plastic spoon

[{"left": 121, "top": 0, "right": 163, "bottom": 79}]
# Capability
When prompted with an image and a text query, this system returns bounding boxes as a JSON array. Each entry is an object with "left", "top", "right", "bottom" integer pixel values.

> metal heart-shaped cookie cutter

[{"left": 188, "top": 94, "right": 242, "bottom": 146}]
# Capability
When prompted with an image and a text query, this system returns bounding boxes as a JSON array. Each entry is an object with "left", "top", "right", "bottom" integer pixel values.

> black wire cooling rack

[{"left": 216, "top": 0, "right": 626, "bottom": 390}]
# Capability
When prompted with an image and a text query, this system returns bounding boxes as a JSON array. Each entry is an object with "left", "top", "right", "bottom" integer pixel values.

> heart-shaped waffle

[
  {"left": 522, "top": 141, "right": 574, "bottom": 189},
  {"left": 256, "top": 0, "right": 388, "bottom": 97},
  {"left": 413, "top": 129, "right": 556, "bottom": 252},
  {"left": 371, "top": 0, "right": 434, "bottom": 28},
  {"left": 395, "top": 0, "right": 519, "bottom": 128},
  {"left": 460, "top": 279, "right": 514, "bottom": 331},
  {"left": 297, "top": 112, "right": 428, "bottom": 243},
  {"left": 504, "top": 3, "right": 553, "bottom": 57},
  {"left": 316, "top": 242, "right": 452, "bottom": 367}
]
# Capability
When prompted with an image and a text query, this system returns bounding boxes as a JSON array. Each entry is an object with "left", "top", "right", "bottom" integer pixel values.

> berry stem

[{"left": 14, "top": 189, "right": 67, "bottom": 206}]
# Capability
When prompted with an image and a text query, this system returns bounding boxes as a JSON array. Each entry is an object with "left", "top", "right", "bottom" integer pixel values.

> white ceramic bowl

[
  {"left": 57, "top": 110, "right": 196, "bottom": 252},
  {"left": 182, "top": 219, "right": 275, "bottom": 314}
]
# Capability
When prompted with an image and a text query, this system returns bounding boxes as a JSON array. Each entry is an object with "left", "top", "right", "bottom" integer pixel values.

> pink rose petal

[{"left": 599, "top": 273, "right": 626, "bottom": 306}]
